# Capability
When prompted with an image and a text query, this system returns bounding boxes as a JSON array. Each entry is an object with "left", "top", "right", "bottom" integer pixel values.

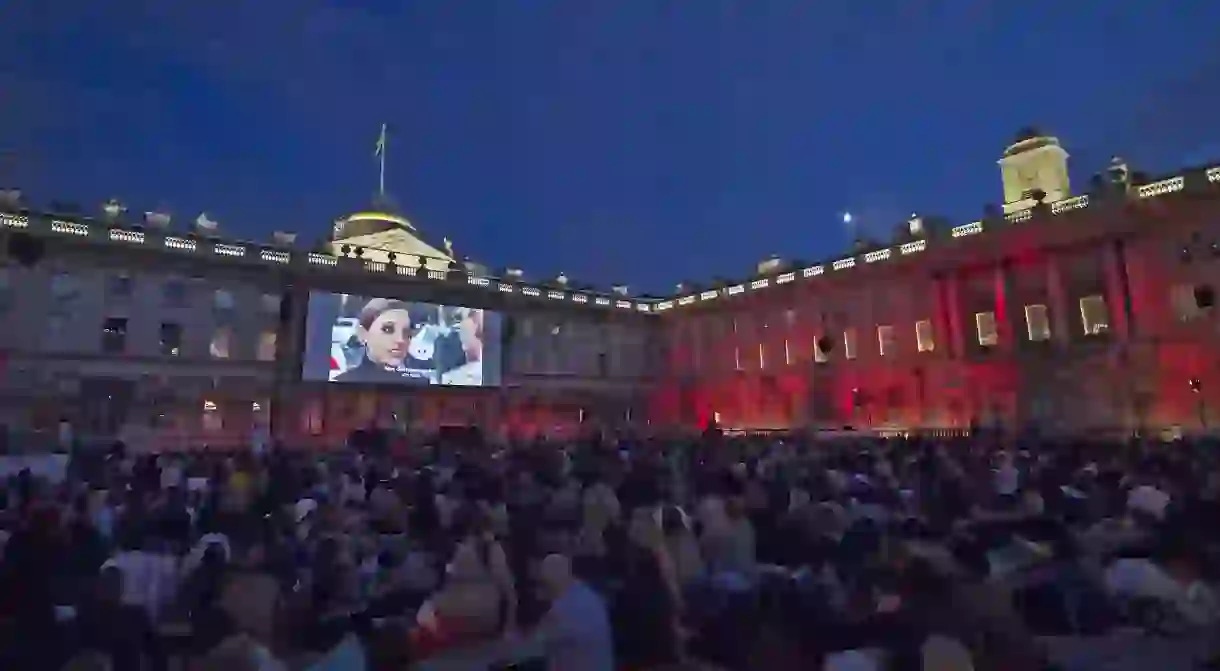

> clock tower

[{"left": 998, "top": 127, "right": 1072, "bottom": 214}]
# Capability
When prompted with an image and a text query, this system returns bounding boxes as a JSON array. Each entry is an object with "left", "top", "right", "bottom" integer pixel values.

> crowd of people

[{"left": 2, "top": 428, "right": 1220, "bottom": 670}]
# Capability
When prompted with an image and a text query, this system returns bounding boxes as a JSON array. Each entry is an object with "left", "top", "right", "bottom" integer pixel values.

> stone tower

[{"left": 998, "top": 127, "right": 1071, "bottom": 213}]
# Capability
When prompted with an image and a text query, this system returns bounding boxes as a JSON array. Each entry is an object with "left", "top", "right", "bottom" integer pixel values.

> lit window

[
  {"left": 303, "top": 399, "right": 324, "bottom": 436},
  {"left": 202, "top": 400, "right": 223, "bottom": 432},
  {"left": 813, "top": 337, "right": 830, "bottom": 363},
  {"left": 160, "top": 322, "right": 182, "bottom": 356},
  {"left": 1025, "top": 304, "right": 1051, "bottom": 341},
  {"left": 51, "top": 273, "right": 81, "bottom": 307},
  {"left": 758, "top": 343, "right": 766, "bottom": 369},
  {"left": 1171, "top": 284, "right": 1211, "bottom": 322},
  {"left": 257, "top": 330, "right": 277, "bottom": 361},
  {"left": 214, "top": 289, "right": 235, "bottom": 311},
  {"left": 976, "top": 311, "right": 999, "bottom": 347},
  {"left": 877, "top": 325, "right": 896, "bottom": 357},
  {"left": 101, "top": 317, "right": 128, "bottom": 353},
  {"left": 210, "top": 326, "right": 232, "bottom": 359},
  {"left": 915, "top": 320, "right": 935, "bottom": 352},
  {"left": 1079, "top": 295, "right": 1109, "bottom": 335},
  {"left": 784, "top": 339, "right": 791, "bottom": 365},
  {"left": 844, "top": 328, "right": 858, "bottom": 360}
]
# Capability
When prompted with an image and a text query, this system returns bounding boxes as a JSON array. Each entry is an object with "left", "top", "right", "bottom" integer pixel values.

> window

[
  {"left": 101, "top": 317, "right": 128, "bottom": 353},
  {"left": 0, "top": 267, "right": 12, "bottom": 314},
  {"left": 107, "top": 274, "right": 134, "bottom": 299},
  {"left": 784, "top": 309, "right": 797, "bottom": 327},
  {"left": 160, "top": 323, "right": 182, "bottom": 356},
  {"left": 257, "top": 330, "right": 277, "bottom": 362},
  {"left": 758, "top": 343, "right": 766, "bottom": 369},
  {"left": 303, "top": 399, "right": 324, "bottom": 436},
  {"left": 51, "top": 273, "right": 82, "bottom": 308},
  {"left": 784, "top": 339, "right": 791, "bottom": 366},
  {"left": 975, "top": 311, "right": 999, "bottom": 347},
  {"left": 877, "top": 325, "right": 896, "bottom": 357},
  {"left": 48, "top": 315, "right": 68, "bottom": 339},
  {"left": 163, "top": 279, "right": 187, "bottom": 307},
  {"left": 915, "top": 320, "right": 935, "bottom": 352},
  {"left": 844, "top": 328, "right": 858, "bottom": 360},
  {"left": 1025, "top": 304, "right": 1051, "bottom": 341},
  {"left": 209, "top": 326, "right": 232, "bottom": 359},
  {"left": 214, "top": 289, "right": 235, "bottom": 311},
  {"left": 1079, "top": 295, "right": 1109, "bottom": 335},
  {"left": 202, "top": 400, "right": 223, "bottom": 432},
  {"left": 1171, "top": 284, "right": 1210, "bottom": 322},
  {"left": 813, "top": 337, "right": 830, "bottom": 363}
]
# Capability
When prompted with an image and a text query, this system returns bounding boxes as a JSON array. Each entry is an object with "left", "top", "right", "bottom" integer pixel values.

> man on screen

[
  {"left": 333, "top": 298, "right": 436, "bottom": 383},
  {"left": 439, "top": 307, "right": 485, "bottom": 386}
]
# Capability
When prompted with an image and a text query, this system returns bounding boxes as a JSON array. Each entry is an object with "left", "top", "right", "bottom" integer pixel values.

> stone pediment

[
  {"left": 330, "top": 228, "right": 452, "bottom": 271},
  {"left": 331, "top": 210, "right": 453, "bottom": 272}
]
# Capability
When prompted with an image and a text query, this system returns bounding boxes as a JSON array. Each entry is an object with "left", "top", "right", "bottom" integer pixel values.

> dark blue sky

[{"left": 3, "top": 2, "right": 1218, "bottom": 294}]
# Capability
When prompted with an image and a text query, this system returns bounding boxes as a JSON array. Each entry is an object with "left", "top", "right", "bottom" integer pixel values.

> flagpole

[{"left": 378, "top": 124, "right": 387, "bottom": 198}]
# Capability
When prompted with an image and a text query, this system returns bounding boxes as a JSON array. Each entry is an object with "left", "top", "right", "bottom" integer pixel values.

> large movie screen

[{"left": 302, "top": 292, "right": 502, "bottom": 387}]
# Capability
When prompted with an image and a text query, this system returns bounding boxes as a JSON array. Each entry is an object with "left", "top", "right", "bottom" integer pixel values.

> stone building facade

[
  {"left": 651, "top": 135, "right": 1220, "bottom": 436},
  {"left": 2, "top": 132, "right": 1219, "bottom": 448}
]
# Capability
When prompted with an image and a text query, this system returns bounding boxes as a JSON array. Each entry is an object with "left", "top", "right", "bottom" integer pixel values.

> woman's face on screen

[{"left": 360, "top": 309, "right": 412, "bottom": 367}]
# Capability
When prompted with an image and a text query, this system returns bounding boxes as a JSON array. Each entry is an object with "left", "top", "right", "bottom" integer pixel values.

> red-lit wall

[{"left": 650, "top": 194, "right": 1220, "bottom": 435}]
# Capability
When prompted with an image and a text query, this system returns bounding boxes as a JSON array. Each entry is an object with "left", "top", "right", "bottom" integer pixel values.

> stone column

[
  {"left": 993, "top": 262, "right": 1017, "bottom": 353},
  {"left": 1103, "top": 241, "right": 1131, "bottom": 341},
  {"left": 931, "top": 276, "right": 954, "bottom": 358},
  {"left": 944, "top": 274, "right": 966, "bottom": 357},
  {"left": 1046, "top": 257, "right": 1071, "bottom": 346}
]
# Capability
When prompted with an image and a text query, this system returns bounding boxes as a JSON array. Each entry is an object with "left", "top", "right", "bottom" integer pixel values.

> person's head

[
  {"left": 452, "top": 307, "right": 484, "bottom": 361},
  {"left": 537, "top": 553, "right": 574, "bottom": 601},
  {"left": 355, "top": 299, "right": 417, "bottom": 367}
]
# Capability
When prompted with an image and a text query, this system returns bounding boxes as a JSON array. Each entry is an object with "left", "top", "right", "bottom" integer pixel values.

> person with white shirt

[{"left": 102, "top": 539, "right": 181, "bottom": 622}]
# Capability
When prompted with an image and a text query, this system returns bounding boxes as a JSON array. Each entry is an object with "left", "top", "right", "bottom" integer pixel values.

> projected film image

[{"left": 302, "top": 292, "right": 502, "bottom": 387}]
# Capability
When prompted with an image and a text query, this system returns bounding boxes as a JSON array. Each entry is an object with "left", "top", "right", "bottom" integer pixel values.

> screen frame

[{"left": 301, "top": 291, "right": 503, "bottom": 388}]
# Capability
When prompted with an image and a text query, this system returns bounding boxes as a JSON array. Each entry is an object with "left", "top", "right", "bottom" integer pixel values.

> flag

[{"left": 374, "top": 123, "right": 386, "bottom": 158}]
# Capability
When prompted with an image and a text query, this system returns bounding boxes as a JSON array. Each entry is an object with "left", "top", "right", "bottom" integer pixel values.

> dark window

[
  {"left": 163, "top": 279, "right": 187, "bottom": 307},
  {"left": 160, "top": 322, "right": 182, "bottom": 356},
  {"left": 102, "top": 317, "right": 128, "bottom": 353},
  {"left": 108, "top": 274, "right": 134, "bottom": 299}
]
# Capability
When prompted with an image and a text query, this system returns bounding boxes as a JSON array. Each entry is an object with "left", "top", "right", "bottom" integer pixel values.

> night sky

[{"left": 3, "top": 2, "right": 1219, "bottom": 294}]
